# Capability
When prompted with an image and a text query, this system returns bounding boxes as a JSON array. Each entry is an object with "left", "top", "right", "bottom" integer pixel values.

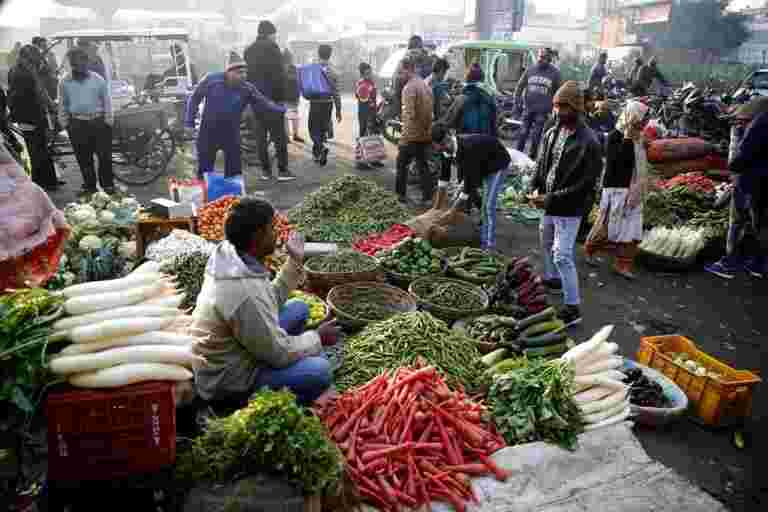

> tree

[{"left": 657, "top": 0, "right": 750, "bottom": 56}]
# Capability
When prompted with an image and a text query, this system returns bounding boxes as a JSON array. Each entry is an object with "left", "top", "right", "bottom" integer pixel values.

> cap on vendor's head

[
  {"left": 258, "top": 20, "right": 277, "bottom": 37},
  {"left": 226, "top": 52, "right": 247, "bottom": 72},
  {"left": 553, "top": 81, "right": 585, "bottom": 113}
]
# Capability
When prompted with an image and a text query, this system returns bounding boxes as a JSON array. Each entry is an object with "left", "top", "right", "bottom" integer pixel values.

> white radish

[
  {"left": 70, "top": 317, "right": 176, "bottom": 344},
  {"left": 141, "top": 294, "right": 186, "bottom": 308},
  {"left": 574, "top": 374, "right": 629, "bottom": 393},
  {"left": 130, "top": 260, "right": 161, "bottom": 275},
  {"left": 53, "top": 305, "right": 179, "bottom": 333},
  {"left": 580, "top": 388, "right": 629, "bottom": 415},
  {"left": 573, "top": 386, "right": 615, "bottom": 405},
  {"left": 58, "top": 332, "right": 202, "bottom": 356},
  {"left": 68, "top": 363, "right": 193, "bottom": 388},
  {"left": 561, "top": 325, "right": 614, "bottom": 366},
  {"left": 576, "top": 356, "right": 624, "bottom": 376},
  {"left": 584, "top": 405, "right": 632, "bottom": 431},
  {"left": 64, "top": 280, "right": 169, "bottom": 315},
  {"left": 50, "top": 345, "right": 205, "bottom": 375},
  {"left": 61, "top": 272, "right": 166, "bottom": 298},
  {"left": 576, "top": 342, "right": 619, "bottom": 370},
  {"left": 583, "top": 399, "right": 630, "bottom": 424}
]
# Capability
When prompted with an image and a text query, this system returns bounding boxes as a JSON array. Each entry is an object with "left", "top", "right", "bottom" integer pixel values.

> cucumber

[
  {"left": 516, "top": 306, "right": 556, "bottom": 331},
  {"left": 523, "top": 341, "right": 569, "bottom": 358},
  {"left": 485, "top": 357, "right": 527, "bottom": 377},
  {"left": 520, "top": 319, "right": 565, "bottom": 339},
  {"left": 519, "top": 330, "right": 567, "bottom": 348},
  {"left": 480, "top": 348, "right": 508, "bottom": 368}
]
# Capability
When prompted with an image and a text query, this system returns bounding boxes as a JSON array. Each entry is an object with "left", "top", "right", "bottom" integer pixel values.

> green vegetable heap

[
  {"left": 488, "top": 358, "right": 583, "bottom": 450},
  {"left": 336, "top": 312, "right": 484, "bottom": 392},
  {"left": 378, "top": 237, "right": 444, "bottom": 277},
  {"left": 176, "top": 389, "right": 343, "bottom": 494},
  {"left": 305, "top": 249, "right": 378, "bottom": 273},
  {"left": 412, "top": 279, "right": 485, "bottom": 310},
  {"left": 287, "top": 175, "right": 409, "bottom": 242},
  {"left": 160, "top": 251, "right": 210, "bottom": 309},
  {"left": 447, "top": 247, "right": 506, "bottom": 283}
]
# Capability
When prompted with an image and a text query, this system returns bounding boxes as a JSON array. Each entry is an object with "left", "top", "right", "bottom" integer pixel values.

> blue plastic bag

[{"left": 204, "top": 172, "right": 244, "bottom": 203}]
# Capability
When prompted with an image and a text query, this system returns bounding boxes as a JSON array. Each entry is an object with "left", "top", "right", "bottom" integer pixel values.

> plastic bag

[
  {"left": 169, "top": 177, "right": 207, "bottom": 211},
  {"left": 355, "top": 135, "right": 386, "bottom": 163},
  {"left": 204, "top": 172, "right": 244, "bottom": 203}
]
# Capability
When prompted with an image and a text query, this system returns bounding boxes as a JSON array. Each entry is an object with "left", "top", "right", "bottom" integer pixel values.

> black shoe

[
  {"left": 557, "top": 305, "right": 583, "bottom": 327},
  {"left": 102, "top": 187, "right": 116, "bottom": 195},
  {"left": 261, "top": 170, "right": 274, "bottom": 181},
  {"left": 57, "top": 179, "right": 67, "bottom": 186},
  {"left": 356, "top": 162, "right": 371, "bottom": 170},
  {"left": 318, "top": 147, "right": 329, "bottom": 166},
  {"left": 277, "top": 169, "right": 297, "bottom": 182},
  {"left": 370, "top": 161, "right": 385, "bottom": 168},
  {"left": 542, "top": 278, "right": 563, "bottom": 294}
]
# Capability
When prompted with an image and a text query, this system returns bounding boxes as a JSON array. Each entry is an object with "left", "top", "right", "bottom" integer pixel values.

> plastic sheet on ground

[{"left": 363, "top": 422, "right": 726, "bottom": 512}]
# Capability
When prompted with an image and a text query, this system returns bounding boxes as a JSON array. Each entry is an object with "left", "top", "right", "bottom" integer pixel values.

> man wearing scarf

[
  {"left": 585, "top": 100, "right": 650, "bottom": 279},
  {"left": 528, "top": 81, "right": 602, "bottom": 327}
]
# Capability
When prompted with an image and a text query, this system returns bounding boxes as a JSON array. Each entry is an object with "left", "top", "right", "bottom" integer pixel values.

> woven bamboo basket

[
  {"left": 327, "top": 282, "right": 417, "bottom": 329},
  {"left": 444, "top": 246, "right": 510, "bottom": 285},
  {"left": 303, "top": 253, "right": 383, "bottom": 296},
  {"left": 409, "top": 277, "right": 489, "bottom": 321}
]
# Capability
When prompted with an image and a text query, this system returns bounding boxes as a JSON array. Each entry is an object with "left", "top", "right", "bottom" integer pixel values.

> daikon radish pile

[
  {"left": 55, "top": 332, "right": 203, "bottom": 356},
  {"left": 559, "top": 325, "right": 632, "bottom": 430},
  {"left": 50, "top": 345, "right": 204, "bottom": 375},
  {"left": 53, "top": 305, "right": 180, "bottom": 332},
  {"left": 67, "top": 317, "right": 177, "bottom": 344},
  {"left": 68, "top": 363, "right": 193, "bottom": 388},
  {"left": 60, "top": 271, "right": 168, "bottom": 298},
  {"left": 63, "top": 279, "right": 174, "bottom": 315}
]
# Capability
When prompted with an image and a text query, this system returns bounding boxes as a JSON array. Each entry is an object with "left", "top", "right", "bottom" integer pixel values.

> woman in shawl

[{"left": 584, "top": 100, "right": 650, "bottom": 279}]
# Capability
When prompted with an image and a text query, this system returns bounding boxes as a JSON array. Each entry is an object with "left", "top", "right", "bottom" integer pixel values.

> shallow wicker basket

[
  {"left": 444, "top": 246, "right": 510, "bottom": 285},
  {"left": 327, "top": 282, "right": 418, "bottom": 329},
  {"left": 384, "top": 268, "right": 445, "bottom": 289},
  {"left": 303, "top": 253, "right": 383, "bottom": 296},
  {"left": 408, "top": 277, "right": 489, "bottom": 321}
]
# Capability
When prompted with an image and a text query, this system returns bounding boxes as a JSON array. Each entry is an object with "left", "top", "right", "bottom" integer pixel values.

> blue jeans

[
  {"left": 540, "top": 215, "right": 582, "bottom": 306},
  {"left": 480, "top": 169, "right": 507, "bottom": 249},
  {"left": 253, "top": 301, "right": 331, "bottom": 404}
]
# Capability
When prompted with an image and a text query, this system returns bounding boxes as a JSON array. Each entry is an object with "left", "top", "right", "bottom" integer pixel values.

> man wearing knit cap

[
  {"left": 185, "top": 54, "right": 286, "bottom": 179},
  {"left": 244, "top": 20, "right": 294, "bottom": 181},
  {"left": 528, "top": 81, "right": 602, "bottom": 327},
  {"left": 514, "top": 47, "right": 561, "bottom": 158}
]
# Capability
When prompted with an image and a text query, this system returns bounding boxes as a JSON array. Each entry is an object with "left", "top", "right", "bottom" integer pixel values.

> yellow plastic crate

[{"left": 637, "top": 335, "right": 761, "bottom": 427}]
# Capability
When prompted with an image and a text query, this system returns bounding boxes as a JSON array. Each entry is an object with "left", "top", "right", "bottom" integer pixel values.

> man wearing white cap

[{"left": 185, "top": 54, "right": 286, "bottom": 179}]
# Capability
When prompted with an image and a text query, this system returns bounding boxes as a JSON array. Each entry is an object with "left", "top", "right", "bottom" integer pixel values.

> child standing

[{"left": 355, "top": 62, "right": 384, "bottom": 169}]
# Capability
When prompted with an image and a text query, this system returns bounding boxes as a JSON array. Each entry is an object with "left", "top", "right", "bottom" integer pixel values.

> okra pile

[{"left": 305, "top": 249, "right": 378, "bottom": 274}]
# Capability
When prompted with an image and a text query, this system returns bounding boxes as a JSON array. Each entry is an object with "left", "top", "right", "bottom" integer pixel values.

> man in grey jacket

[
  {"left": 514, "top": 47, "right": 561, "bottom": 158},
  {"left": 190, "top": 197, "right": 340, "bottom": 405}
]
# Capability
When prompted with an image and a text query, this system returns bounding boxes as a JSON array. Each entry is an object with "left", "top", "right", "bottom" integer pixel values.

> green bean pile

[
  {"left": 416, "top": 280, "right": 485, "bottom": 310},
  {"left": 305, "top": 250, "right": 378, "bottom": 274},
  {"left": 336, "top": 312, "right": 484, "bottom": 391}
]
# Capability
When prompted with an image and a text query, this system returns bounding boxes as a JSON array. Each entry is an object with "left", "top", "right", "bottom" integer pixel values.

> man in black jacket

[
  {"left": 244, "top": 21, "right": 293, "bottom": 181},
  {"left": 528, "top": 81, "right": 602, "bottom": 327}
]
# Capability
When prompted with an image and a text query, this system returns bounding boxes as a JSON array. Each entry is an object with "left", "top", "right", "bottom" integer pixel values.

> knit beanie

[
  {"left": 553, "top": 81, "right": 584, "bottom": 113},
  {"left": 466, "top": 63, "right": 483, "bottom": 83},
  {"left": 258, "top": 20, "right": 277, "bottom": 37},
  {"left": 226, "top": 51, "right": 246, "bottom": 72}
]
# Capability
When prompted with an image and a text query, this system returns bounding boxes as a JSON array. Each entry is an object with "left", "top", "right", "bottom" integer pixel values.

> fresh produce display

[
  {"left": 287, "top": 290, "right": 327, "bottom": 329},
  {"left": 488, "top": 357, "right": 583, "bottom": 450},
  {"left": 352, "top": 224, "right": 415, "bottom": 256},
  {"left": 639, "top": 226, "right": 708, "bottom": 260},
  {"left": 0, "top": 288, "right": 65, "bottom": 414},
  {"left": 176, "top": 389, "right": 344, "bottom": 494},
  {"left": 622, "top": 367, "right": 669, "bottom": 408},
  {"left": 317, "top": 365, "right": 508, "bottom": 512},
  {"left": 264, "top": 248, "right": 288, "bottom": 276},
  {"left": 377, "top": 237, "right": 444, "bottom": 277},
  {"left": 336, "top": 312, "right": 484, "bottom": 392},
  {"left": 486, "top": 257, "right": 549, "bottom": 317},
  {"left": 655, "top": 172, "right": 717, "bottom": 195},
  {"left": 144, "top": 229, "right": 214, "bottom": 262},
  {"left": 410, "top": 279, "right": 485, "bottom": 311},
  {"left": 666, "top": 352, "right": 724, "bottom": 380},
  {"left": 160, "top": 251, "right": 210, "bottom": 310},
  {"left": 447, "top": 247, "right": 507, "bottom": 283},
  {"left": 561, "top": 326, "right": 632, "bottom": 431},
  {"left": 305, "top": 249, "right": 379, "bottom": 274},
  {"left": 287, "top": 176, "right": 409, "bottom": 242},
  {"left": 687, "top": 208, "right": 730, "bottom": 239},
  {"left": 272, "top": 212, "right": 295, "bottom": 245},
  {"left": 463, "top": 315, "right": 518, "bottom": 346},
  {"left": 197, "top": 195, "right": 240, "bottom": 241}
]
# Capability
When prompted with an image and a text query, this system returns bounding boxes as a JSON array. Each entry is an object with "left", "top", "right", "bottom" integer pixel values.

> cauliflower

[
  {"left": 91, "top": 191, "right": 111, "bottom": 208},
  {"left": 79, "top": 235, "right": 103, "bottom": 251},
  {"left": 119, "top": 241, "right": 137, "bottom": 259},
  {"left": 70, "top": 205, "right": 98, "bottom": 224},
  {"left": 99, "top": 210, "right": 116, "bottom": 223}
]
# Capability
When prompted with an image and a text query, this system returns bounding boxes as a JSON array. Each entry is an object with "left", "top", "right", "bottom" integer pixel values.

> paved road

[{"left": 47, "top": 94, "right": 766, "bottom": 511}]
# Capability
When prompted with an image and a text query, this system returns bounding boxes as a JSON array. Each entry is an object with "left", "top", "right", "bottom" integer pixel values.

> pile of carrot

[
  {"left": 317, "top": 364, "right": 508, "bottom": 512},
  {"left": 273, "top": 212, "right": 295, "bottom": 245}
]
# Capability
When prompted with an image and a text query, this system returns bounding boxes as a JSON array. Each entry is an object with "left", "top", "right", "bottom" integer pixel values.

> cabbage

[
  {"left": 99, "top": 211, "right": 116, "bottom": 223},
  {"left": 79, "top": 235, "right": 103, "bottom": 251}
]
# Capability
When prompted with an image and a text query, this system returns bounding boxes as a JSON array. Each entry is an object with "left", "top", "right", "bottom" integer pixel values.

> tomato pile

[
  {"left": 657, "top": 172, "right": 716, "bottom": 195},
  {"left": 197, "top": 195, "right": 240, "bottom": 241},
  {"left": 352, "top": 224, "right": 415, "bottom": 256}
]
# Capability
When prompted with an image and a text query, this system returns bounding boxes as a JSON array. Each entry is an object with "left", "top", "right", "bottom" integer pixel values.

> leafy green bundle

[{"left": 160, "top": 251, "right": 209, "bottom": 310}]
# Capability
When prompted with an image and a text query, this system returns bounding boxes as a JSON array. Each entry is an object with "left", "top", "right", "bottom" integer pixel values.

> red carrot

[
  {"left": 377, "top": 475, "right": 397, "bottom": 506},
  {"left": 478, "top": 453, "right": 510, "bottom": 482},
  {"left": 442, "top": 464, "right": 489, "bottom": 476},
  {"left": 393, "top": 488, "right": 418, "bottom": 508},
  {"left": 436, "top": 415, "right": 461, "bottom": 466},
  {"left": 430, "top": 402, "right": 488, "bottom": 446},
  {"left": 418, "top": 419, "right": 435, "bottom": 443},
  {"left": 361, "top": 458, "right": 387, "bottom": 474}
]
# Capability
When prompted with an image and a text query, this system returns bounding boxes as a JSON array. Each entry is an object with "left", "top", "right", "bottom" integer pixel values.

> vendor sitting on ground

[{"left": 190, "top": 197, "right": 340, "bottom": 405}]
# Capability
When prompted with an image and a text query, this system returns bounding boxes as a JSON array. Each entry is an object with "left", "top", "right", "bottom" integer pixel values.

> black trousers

[
  {"left": 21, "top": 125, "right": 57, "bottom": 188},
  {"left": 68, "top": 118, "right": 113, "bottom": 190},
  {"left": 254, "top": 114, "right": 288, "bottom": 172},
  {"left": 396, "top": 142, "right": 432, "bottom": 201},
  {"left": 309, "top": 101, "right": 333, "bottom": 155}
]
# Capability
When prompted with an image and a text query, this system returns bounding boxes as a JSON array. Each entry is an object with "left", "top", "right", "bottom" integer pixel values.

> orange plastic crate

[
  {"left": 46, "top": 381, "right": 176, "bottom": 481},
  {"left": 637, "top": 336, "right": 761, "bottom": 427}
]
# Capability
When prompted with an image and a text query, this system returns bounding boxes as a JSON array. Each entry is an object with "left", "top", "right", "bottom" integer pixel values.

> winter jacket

[
  {"left": 400, "top": 76, "right": 433, "bottom": 144},
  {"left": 8, "top": 67, "right": 48, "bottom": 127},
  {"left": 442, "top": 82, "right": 497, "bottom": 136},
  {"left": 514, "top": 63, "right": 561, "bottom": 115},
  {"left": 190, "top": 241, "right": 322, "bottom": 402},
  {"left": 455, "top": 134, "right": 511, "bottom": 194},
  {"left": 284, "top": 63, "right": 300, "bottom": 104},
  {"left": 531, "top": 119, "right": 602, "bottom": 217},
  {"left": 729, "top": 110, "right": 768, "bottom": 192},
  {"left": 244, "top": 37, "right": 286, "bottom": 102}
]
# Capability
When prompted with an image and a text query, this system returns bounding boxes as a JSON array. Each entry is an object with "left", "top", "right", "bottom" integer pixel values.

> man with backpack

[
  {"left": 440, "top": 64, "right": 497, "bottom": 136},
  {"left": 301, "top": 44, "right": 342, "bottom": 166},
  {"left": 244, "top": 21, "right": 294, "bottom": 181}
]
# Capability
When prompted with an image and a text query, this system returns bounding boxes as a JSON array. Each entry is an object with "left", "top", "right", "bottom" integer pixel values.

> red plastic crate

[{"left": 46, "top": 381, "right": 176, "bottom": 481}]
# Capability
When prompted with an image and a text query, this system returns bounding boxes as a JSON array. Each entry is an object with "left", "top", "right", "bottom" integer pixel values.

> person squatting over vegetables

[
  {"left": 704, "top": 97, "right": 768, "bottom": 280},
  {"left": 185, "top": 54, "right": 286, "bottom": 180},
  {"left": 58, "top": 47, "right": 116, "bottom": 197},
  {"left": 515, "top": 47, "right": 562, "bottom": 159},
  {"left": 528, "top": 81, "right": 602, "bottom": 327},
  {"left": 395, "top": 54, "right": 434, "bottom": 207},
  {"left": 585, "top": 100, "right": 650, "bottom": 280},
  {"left": 190, "top": 197, "right": 341, "bottom": 405},
  {"left": 432, "top": 123, "right": 511, "bottom": 250}
]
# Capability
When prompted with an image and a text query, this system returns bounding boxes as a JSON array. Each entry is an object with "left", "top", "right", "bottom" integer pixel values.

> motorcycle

[
  {"left": 679, "top": 86, "right": 730, "bottom": 153},
  {"left": 375, "top": 87, "right": 403, "bottom": 146}
]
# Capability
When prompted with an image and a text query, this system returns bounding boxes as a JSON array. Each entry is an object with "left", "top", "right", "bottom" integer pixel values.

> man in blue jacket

[
  {"left": 185, "top": 56, "right": 286, "bottom": 179},
  {"left": 705, "top": 97, "right": 768, "bottom": 279}
]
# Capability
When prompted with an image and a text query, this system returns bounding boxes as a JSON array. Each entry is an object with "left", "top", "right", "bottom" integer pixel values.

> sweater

[
  {"left": 58, "top": 72, "right": 113, "bottom": 127},
  {"left": 244, "top": 37, "right": 286, "bottom": 102},
  {"left": 514, "top": 63, "right": 561, "bottom": 115}
]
